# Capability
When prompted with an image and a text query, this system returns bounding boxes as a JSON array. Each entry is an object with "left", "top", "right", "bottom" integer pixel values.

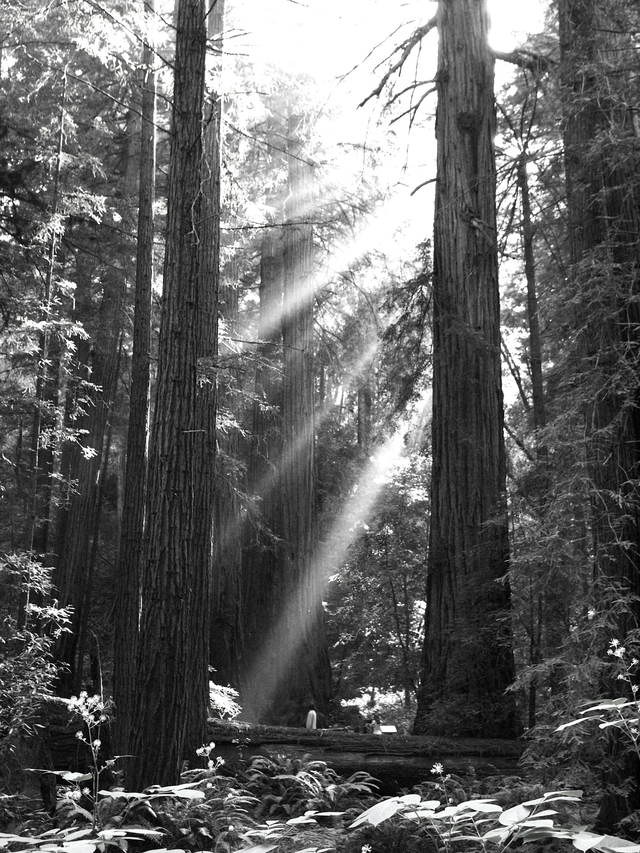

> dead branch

[{"left": 359, "top": 16, "right": 437, "bottom": 108}]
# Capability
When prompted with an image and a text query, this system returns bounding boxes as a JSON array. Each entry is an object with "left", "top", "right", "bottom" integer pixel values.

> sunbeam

[{"left": 241, "top": 428, "right": 406, "bottom": 719}]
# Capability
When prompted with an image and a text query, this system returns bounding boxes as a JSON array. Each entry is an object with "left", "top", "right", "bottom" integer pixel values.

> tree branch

[
  {"left": 359, "top": 16, "right": 437, "bottom": 108},
  {"left": 493, "top": 48, "right": 555, "bottom": 74}
]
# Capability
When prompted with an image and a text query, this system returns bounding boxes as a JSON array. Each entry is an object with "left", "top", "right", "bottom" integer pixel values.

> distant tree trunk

[
  {"left": 558, "top": 0, "right": 640, "bottom": 829},
  {"left": 113, "top": 0, "right": 156, "bottom": 757},
  {"left": 240, "top": 204, "right": 285, "bottom": 720},
  {"left": 241, "top": 124, "right": 332, "bottom": 724},
  {"left": 414, "top": 0, "right": 517, "bottom": 738},
  {"left": 278, "top": 122, "right": 332, "bottom": 720},
  {"left": 203, "top": 0, "right": 245, "bottom": 694},
  {"left": 54, "top": 269, "right": 124, "bottom": 695},
  {"left": 517, "top": 151, "right": 546, "bottom": 434},
  {"left": 129, "top": 0, "right": 209, "bottom": 789}
]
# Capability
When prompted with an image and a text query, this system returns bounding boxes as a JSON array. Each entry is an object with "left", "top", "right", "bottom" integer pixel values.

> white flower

[{"left": 431, "top": 762, "right": 444, "bottom": 775}]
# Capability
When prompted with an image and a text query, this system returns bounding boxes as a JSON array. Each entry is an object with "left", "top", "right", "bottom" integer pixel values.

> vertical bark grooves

[
  {"left": 130, "top": 0, "right": 208, "bottom": 789},
  {"left": 559, "top": 0, "right": 640, "bottom": 829},
  {"left": 415, "top": 0, "right": 516, "bottom": 737},
  {"left": 113, "top": 0, "right": 156, "bottom": 757}
]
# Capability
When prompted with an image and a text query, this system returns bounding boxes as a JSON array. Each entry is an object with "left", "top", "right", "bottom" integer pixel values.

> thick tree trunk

[
  {"left": 189, "top": 0, "right": 222, "bottom": 760},
  {"left": 558, "top": 0, "right": 640, "bottom": 829},
  {"left": 113, "top": 0, "right": 156, "bottom": 758},
  {"left": 414, "top": 0, "right": 517, "bottom": 738},
  {"left": 129, "top": 0, "right": 209, "bottom": 789}
]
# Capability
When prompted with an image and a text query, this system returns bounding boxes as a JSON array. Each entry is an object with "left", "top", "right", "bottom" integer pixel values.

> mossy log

[{"left": 206, "top": 720, "right": 526, "bottom": 794}]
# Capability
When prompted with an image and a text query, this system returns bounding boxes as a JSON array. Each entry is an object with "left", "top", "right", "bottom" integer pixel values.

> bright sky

[{"left": 226, "top": 0, "right": 548, "bottom": 273}]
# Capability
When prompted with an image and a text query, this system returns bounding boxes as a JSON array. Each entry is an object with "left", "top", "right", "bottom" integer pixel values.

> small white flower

[
  {"left": 75, "top": 731, "right": 84, "bottom": 740},
  {"left": 92, "top": 739, "right": 101, "bottom": 749},
  {"left": 431, "top": 762, "right": 444, "bottom": 775}
]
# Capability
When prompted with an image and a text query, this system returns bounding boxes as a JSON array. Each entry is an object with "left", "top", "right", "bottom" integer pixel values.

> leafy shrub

[{"left": 0, "top": 554, "right": 71, "bottom": 794}]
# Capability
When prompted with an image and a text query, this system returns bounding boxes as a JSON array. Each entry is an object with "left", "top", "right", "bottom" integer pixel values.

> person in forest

[
  {"left": 305, "top": 705, "right": 317, "bottom": 730},
  {"left": 371, "top": 713, "right": 382, "bottom": 735}
]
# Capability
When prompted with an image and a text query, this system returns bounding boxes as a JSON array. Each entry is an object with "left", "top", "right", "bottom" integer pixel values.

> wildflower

[
  {"left": 81, "top": 787, "right": 91, "bottom": 796},
  {"left": 362, "top": 846, "right": 372, "bottom": 853},
  {"left": 431, "top": 762, "right": 444, "bottom": 775},
  {"left": 75, "top": 731, "right": 84, "bottom": 740},
  {"left": 92, "top": 739, "right": 101, "bottom": 749},
  {"left": 64, "top": 789, "right": 82, "bottom": 801}
]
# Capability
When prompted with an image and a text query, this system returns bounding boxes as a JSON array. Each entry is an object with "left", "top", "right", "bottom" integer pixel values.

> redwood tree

[
  {"left": 414, "top": 0, "right": 517, "bottom": 737},
  {"left": 113, "top": 0, "right": 157, "bottom": 757},
  {"left": 558, "top": 0, "right": 640, "bottom": 827},
  {"left": 129, "top": 0, "right": 211, "bottom": 789}
]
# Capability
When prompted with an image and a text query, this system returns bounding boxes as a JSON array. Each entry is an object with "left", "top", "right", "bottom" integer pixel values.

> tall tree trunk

[
  {"left": 241, "top": 124, "right": 332, "bottom": 724},
  {"left": 278, "top": 122, "right": 332, "bottom": 721},
  {"left": 54, "top": 269, "right": 124, "bottom": 694},
  {"left": 189, "top": 0, "right": 222, "bottom": 756},
  {"left": 414, "top": 0, "right": 517, "bottom": 738},
  {"left": 113, "top": 0, "right": 156, "bottom": 757},
  {"left": 240, "top": 205, "right": 285, "bottom": 720},
  {"left": 204, "top": 0, "right": 245, "bottom": 695},
  {"left": 130, "top": 0, "right": 209, "bottom": 789},
  {"left": 558, "top": 0, "right": 640, "bottom": 829}
]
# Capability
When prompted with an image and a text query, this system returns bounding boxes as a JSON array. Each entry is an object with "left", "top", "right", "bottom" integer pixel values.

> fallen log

[{"left": 206, "top": 720, "right": 526, "bottom": 794}]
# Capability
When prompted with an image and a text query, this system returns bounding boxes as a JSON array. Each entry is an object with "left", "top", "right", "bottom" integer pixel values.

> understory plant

[{"left": 556, "top": 640, "right": 640, "bottom": 755}]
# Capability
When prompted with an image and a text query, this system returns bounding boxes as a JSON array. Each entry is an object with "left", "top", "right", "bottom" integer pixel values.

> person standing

[{"left": 306, "top": 705, "right": 317, "bottom": 730}]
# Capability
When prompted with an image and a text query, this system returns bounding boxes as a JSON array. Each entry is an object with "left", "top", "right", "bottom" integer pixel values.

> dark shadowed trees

[
  {"left": 113, "top": 0, "right": 157, "bottom": 758},
  {"left": 558, "top": 0, "right": 640, "bottom": 828},
  {"left": 129, "top": 0, "right": 211, "bottom": 789}
]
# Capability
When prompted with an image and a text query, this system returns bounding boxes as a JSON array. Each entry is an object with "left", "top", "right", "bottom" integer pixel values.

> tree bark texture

[
  {"left": 113, "top": 0, "right": 156, "bottom": 758},
  {"left": 129, "top": 0, "right": 209, "bottom": 789},
  {"left": 189, "top": 0, "right": 222, "bottom": 760},
  {"left": 558, "top": 0, "right": 640, "bottom": 829},
  {"left": 414, "top": 0, "right": 517, "bottom": 738}
]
